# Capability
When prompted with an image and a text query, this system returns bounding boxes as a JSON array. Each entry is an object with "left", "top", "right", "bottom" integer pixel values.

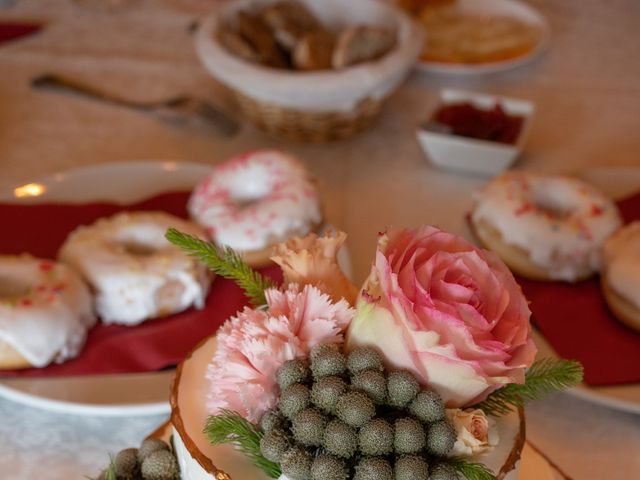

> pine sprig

[
  {"left": 448, "top": 457, "right": 497, "bottom": 480},
  {"left": 204, "top": 410, "right": 281, "bottom": 479},
  {"left": 477, "top": 358, "right": 584, "bottom": 416},
  {"left": 166, "top": 228, "right": 276, "bottom": 307},
  {"left": 103, "top": 460, "right": 117, "bottom": 480}
]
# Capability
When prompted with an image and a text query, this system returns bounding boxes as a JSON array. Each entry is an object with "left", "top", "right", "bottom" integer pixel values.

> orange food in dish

[{"left": 410, "top": 3, "right": 542, "bottom": 64}]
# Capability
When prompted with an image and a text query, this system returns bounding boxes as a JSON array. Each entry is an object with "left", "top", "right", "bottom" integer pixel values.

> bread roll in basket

[{"left": 195, "top": 0, "right": 425, "bottom": 142}]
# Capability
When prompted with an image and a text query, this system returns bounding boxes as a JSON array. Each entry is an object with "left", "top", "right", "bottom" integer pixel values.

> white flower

[{"left": 446, "top": 408, "right": 499, "bottom": 457}]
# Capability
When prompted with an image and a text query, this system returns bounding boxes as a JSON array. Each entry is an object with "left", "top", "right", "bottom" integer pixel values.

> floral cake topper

[{"left": 166, "top": 226, "right": 583, "bottom": 480}]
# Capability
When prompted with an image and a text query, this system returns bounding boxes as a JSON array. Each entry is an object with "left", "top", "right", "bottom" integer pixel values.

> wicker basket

[
  {"left": 233, "top": 91, "right": 384, "bottom": 142},
  {"left": 195, "top": 0, "right": 424, "bottom": 143}
]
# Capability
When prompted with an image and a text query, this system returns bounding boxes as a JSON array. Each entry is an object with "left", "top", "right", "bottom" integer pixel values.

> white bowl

[
  {"left": 195, "top": 0, "right": 424, "bottom": 113},
  {"left": 416, "top": 89, "right": 535, "bottom": 177}
]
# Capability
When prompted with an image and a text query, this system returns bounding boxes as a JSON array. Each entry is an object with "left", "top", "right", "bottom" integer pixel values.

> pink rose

[{"left": 346, "top": 226, "right": 536, "bottom": 407}]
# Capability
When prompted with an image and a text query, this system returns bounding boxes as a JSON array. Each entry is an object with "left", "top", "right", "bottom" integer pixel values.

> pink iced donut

[{"left": 188, "top": 150, "right": 323, "bottom": 266}]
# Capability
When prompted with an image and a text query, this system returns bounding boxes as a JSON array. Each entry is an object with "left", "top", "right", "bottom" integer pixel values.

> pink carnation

[{"left": 206, "top": 284, "right": 353, "bottom": 422}]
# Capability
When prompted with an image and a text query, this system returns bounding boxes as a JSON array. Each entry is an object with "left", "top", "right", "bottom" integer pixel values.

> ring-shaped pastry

[
  {"left": 59, "top": 212, "right": 212, "bottom": 325},
  {"left": 188, "top": 150, "right": 323, "bottom": 267},
  {"left": 0, "top": 255, "right": 95, "bottom": 369},
  {"left": 470, "top": 172, "right": 622, "bottom": 282}
]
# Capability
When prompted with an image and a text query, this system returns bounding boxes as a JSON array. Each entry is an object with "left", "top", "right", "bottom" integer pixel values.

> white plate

[
  {"left": 1, "top": 160, "right": 354, "bottom": 416},
  {"left": 0, "top": 161, "right": 211, "bottom": 416},
  {"left": 414, "top": 0, "right": 551, "bottom": 75},
  {"left": 541, "top": 166, "right": 640, "bottom": 415}
]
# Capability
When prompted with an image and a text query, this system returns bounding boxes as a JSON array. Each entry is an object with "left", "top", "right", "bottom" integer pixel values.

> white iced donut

[
  {"left": 188, "top": 150, "right": 323, "bottom": 267},
  {"left": 0, "top": 255, "right": 95, "bottom": 370},
  {"left": 470, "top": 172, "right": 622, "bottom": 282},
  {"left": 601, "top": 222, "right": 640, "bottom": 331},
  {"left": 59, "top": 212, "right": 211, "bottom": 326}
]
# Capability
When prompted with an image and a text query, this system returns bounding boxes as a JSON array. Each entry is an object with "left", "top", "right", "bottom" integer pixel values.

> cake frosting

[
  {"left": 0, "top": 255, "right": 95, "bottom": 367},
  {"left": 159, "top": 226, "right": 582, "bottom": 480},
  {"left": 188, "top": 150, "right": 322, "bottom": 253},
  {"left": 471, "top": 172, "right": 622, "bottom": 281}
]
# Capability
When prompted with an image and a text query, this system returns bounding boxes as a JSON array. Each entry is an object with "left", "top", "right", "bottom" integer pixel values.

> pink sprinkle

[
  {"left": 39, "top": 262, "right": 54, "bottom": 272},
  {"left": 20, "top": 299, "right": 32, "bottom": 307},
  {"left": 515, "top": 203, "right": 534, "bottom": 216},
  {"left": 591, "top": 204, "right": 604, "bottom": 216}
]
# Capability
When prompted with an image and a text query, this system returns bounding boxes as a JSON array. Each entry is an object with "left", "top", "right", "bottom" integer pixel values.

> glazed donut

[
  {"left": 0, "top": 255, "right": 95, "bottom": 370},
  {"left": 470, "top": 172, "right": 622, "bottom": 282},
  {"left": 59, "top": 212, "right": 211, "bottom": 326},
  {"left": 601, "top": 222, "right": 640, "bottom": 331},
  {"left": 188, "top": 150, "right": 323, "bottom": 267}
]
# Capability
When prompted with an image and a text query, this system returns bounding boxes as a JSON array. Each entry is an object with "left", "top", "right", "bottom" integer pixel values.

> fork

[{"left": 31, "top": 73, "right": 240, "bottom": 137}]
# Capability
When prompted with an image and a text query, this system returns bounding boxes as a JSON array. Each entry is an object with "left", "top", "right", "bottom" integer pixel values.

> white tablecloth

[{"left": 1, "top": 0, "right": 639, "bottom": 478}]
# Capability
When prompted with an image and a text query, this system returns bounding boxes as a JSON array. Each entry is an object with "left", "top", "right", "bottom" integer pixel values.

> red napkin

[
  {"left": 0, "top": 22, "right": 44, "bottom": 45},
  {"left": 0, "top": 192, "right": 281, "bottom": 377},
  {"left": 518, "top": 192, "right": 640, "bottom": 386}
]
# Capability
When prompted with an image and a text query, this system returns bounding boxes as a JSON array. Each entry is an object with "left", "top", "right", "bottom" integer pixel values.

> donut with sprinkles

[
  {"left": 470, "top": 172, "right": 622, "bottom": 282},
  {"left": 0, "top": 255, "right": 95, "bottom": 370},
  {"left": 188, "top": 150, "right": 323, "bottom": 267}
]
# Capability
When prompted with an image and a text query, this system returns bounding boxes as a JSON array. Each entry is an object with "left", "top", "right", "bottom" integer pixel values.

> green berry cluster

[
  {"left": 258, "top": 345, "right": 458, "bottom": 480},
  {"left": 97, "top": 438, "right": 179, "bottom": 480}
]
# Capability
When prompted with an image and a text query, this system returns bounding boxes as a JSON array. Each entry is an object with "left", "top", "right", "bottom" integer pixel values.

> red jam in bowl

[{"left": 433, "top": 102, "right": 524, "bottom": 144}]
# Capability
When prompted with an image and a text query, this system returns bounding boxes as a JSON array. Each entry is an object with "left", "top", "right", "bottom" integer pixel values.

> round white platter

[
  {"left": 0, "top": 160, "right": 356, "bottom": 416},
  {"left": 413, "top": 0, "right": 551, "bottom": 75},
  {"left": 0, "top": 161, "right": 210, "bottom": 416}
]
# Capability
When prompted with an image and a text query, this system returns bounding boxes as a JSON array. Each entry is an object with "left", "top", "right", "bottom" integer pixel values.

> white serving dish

[
  {"left": 416, "top": 89, "right": 535, "bottom": 177},
  {"left": 412, "top": 0, "right": 551, "bottom": 75}
]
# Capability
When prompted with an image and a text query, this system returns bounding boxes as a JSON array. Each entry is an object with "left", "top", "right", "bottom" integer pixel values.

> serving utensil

[{"left": 31, "top": 73, "right": 240, "bottom": 137}]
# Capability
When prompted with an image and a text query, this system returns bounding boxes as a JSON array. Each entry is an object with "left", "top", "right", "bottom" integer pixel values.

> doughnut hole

[
  {"left": 528, "top": 184, "right": 576, "bottom": 220},
  {"left": 233, "top": 197, "right": 261, "bottom": 211},
  {"left": 121, "top": 240, "right": 157, "bottom": 257},
  {"left": 0, "top": 276, "right": 32, "bottom": 300},
  {"left": 155, "top": 279, "right": 186, "bottom": 316},
  {"left": 227, "top": 167, "right": 271, "bottom": 212}
]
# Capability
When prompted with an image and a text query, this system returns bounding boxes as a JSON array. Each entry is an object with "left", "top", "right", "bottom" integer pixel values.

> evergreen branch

[
  {"left": 104, "top": 460, "right": 117, "bottom": 480},
  {"left": 477, "top": 359, "right": 584, "bottom": 416},
  {"left": 166, "top": 228, "right": 277, "bottom": 307},
  {"left": 204, "top": 410, "right": 281, "bottom": 479},
  {"left": 448, "top": 457, "right": 497, "bottom": 480}
]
